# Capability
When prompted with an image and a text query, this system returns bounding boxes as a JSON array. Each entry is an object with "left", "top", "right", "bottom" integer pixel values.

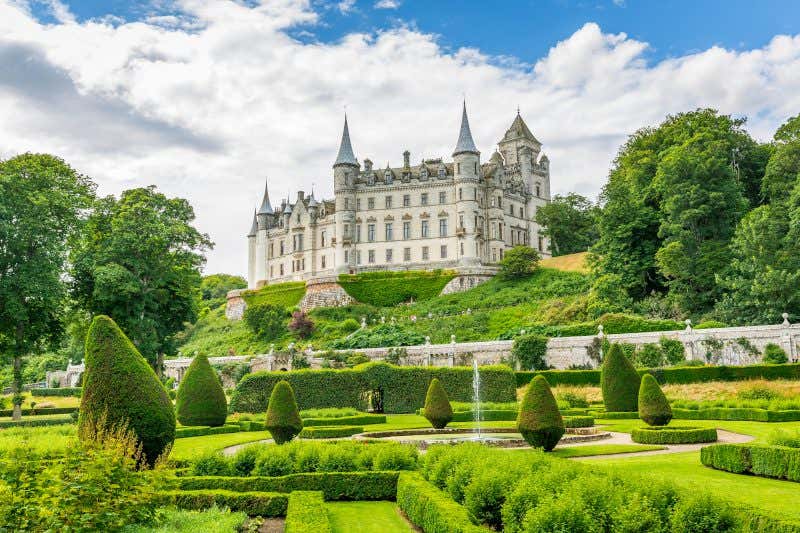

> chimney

[
  {"left": 364, "top": 158, "right": 373, "bottom": 171},
  {"left": 403, "top": 150, "right": 410, "bottom": 168},
  {"left": 297, "top": 191, "right": 305, "bottom": 202}
]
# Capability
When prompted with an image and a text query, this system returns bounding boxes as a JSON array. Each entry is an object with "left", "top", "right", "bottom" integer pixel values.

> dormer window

[
  {"left": 385, "top": 169, "right": 393, "bottom": 184},
  {"left": 438, "top": 164, "right": 446, "bottom": 179},
  {"left": 420, "top": 166, "right": 428, "bottom": 179}
]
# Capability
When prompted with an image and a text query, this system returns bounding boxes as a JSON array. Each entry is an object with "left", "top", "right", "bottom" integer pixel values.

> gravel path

[{"left": 565, "top": 429, "right": 753, "bottom": 460}]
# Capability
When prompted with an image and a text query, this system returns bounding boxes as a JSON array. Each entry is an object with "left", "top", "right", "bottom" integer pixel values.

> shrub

[
  {"left": 631, "top": 426, "right": 717, "bottom": 444},
  {"left": 557, "top": 391, "right": 588, "bottom": 408},
  {"left": 288, "top": 311, "right": 315, "bottom": 339},
  {"left": 423, "top": 378, "right": 454, "bottom": 429},
  {"left": 303, "top": 414, "right": 386, "bottom": 427},
  {"left": 157, "top": 489, "right": 287, "bottom": 517},
  {"left": 285, "top": 491, "right": 331, "bottom": 533},
  {"left": 701, "top": 443, "right": 800, "bottom": 482},
  {"left": 768, "top": 429, "right": 800, "bottom": 448},
  {"left": 78, "top": 315, "right": 175, "bottom": 465},
  {"left": 670, "top": 494, "right": 737, "bottom": 533},
  {"left": 231, "top": 446, "right": 259, "bottom": 476},
  {"left": 737, "top": 385, "right": 781, "bottom": 401},
  {"left": 243, "top": 303, "right": 287, "bottom": 341},
  {"left": 242, "top": 281, "right": 306, "bottom": 308},
  {"left": 660, "top": 337, "right": 686, "bottom": 365},
  {"left": 396, "top": 472, "right": 488, "bottom": 533},
  {"left": 763, "top": 343, "right": 788, "bottom": 364},
  {"left": 337, "top": 270, "right": 457, "bottom": 307},
  {"left": 601, "top": 343, "right": 640, "bottom": 412},
  {"left": 512, "top": 334, "right": 549, "bottom": 371},
  {"left": 499, "top": 246, "right": 540, "bottom": 280},
  {"left": 562, "top": 416, "right": 594, "bottom": 428},
  {"left": 636, "top": 343, "right": 665, "bottom": 368},
  {"left": 330, "top": 324, "right": 425, "bottom": 350},
  {"left": 175, "top": 354, "right": 227, "bottom": 427},
  {"left": 31, "top": 387, "right": 82, "bottom": 397},
  {"left": 192, "top": 452, "right": 232, "bottom": 476},
  {"left": 517, "top": 376, "right": 564, "bottom": 451},
  {"left": 265, "top": 380, "right": 303, "bottom": 444},
  {"left": 638, "top": 374, "right": 672, "bottom": 426}
]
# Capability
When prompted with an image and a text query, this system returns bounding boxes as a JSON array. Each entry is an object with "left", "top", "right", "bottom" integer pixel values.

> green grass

[
  {"left": 327, "top": 501, "right": 412, "bottom": 533},
  {"left": 550, "top": 443, "right": 664, "bottom": 458},
  {"left": 122, "top": 506, "right": 247, "bottom": 532},
  {"left": 595, "top": 418, "right": 800, "bottom": 442},
  {"left": 169, "top": 431, "right": 271, "bottom": 460}
]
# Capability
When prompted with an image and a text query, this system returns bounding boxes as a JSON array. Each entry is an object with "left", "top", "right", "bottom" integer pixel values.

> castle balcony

[{"left": 456, "top": 226, "right": 467, "bottom": 237}]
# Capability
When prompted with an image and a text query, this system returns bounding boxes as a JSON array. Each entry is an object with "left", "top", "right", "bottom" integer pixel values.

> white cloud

[
  {"left": 374, "top": 0, "right": 401, "bottom": 9},
  {"left": 337, "top": 0, "right": 356, "bottom": 14},
  {"left": 0, "top": 3, "right": 799, "bottom": 278}
]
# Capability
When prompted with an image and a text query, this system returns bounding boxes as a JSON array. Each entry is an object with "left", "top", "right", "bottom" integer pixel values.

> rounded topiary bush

[
  {"left": 601, "top": 343, "right": 641, "bottom": 413},
  {"left": 638, "top": 373, "right": 672, "bottom": 426},
  {"left": 631, "top": 426, "right": 717, "bottom": 445},
  {"left": 175, "top": 353, "right": 228, "bottom": 427},
  {"left": 78, "top": 315, "right": 175, "bottom": 465},
  {"left": 266, "top": 380, "right": 303, "bottom": 444},
  {"left": 517, "top": 375, "right": 564, "bottom": 451},
  {"left": 423, "top": 378, "right": 453, "bottom": 429}
]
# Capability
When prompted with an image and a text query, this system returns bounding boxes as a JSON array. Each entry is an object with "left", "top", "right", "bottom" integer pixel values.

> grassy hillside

[{"left": 540, "top": 251, "right": 588, "bottom": 272}]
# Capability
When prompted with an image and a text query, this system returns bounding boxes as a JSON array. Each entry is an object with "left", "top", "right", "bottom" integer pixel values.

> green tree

[
  {"left": 422, "top": 378, "right": 453, "bottom": 429},
  {"left": 512, "top": 334, "right": 549, "bottom": 370},
  {"left": 0, "top": 154, "right": 95, "bottom": 419},
  {"left": 498, "top": 246, "right": 540, "bottom": 280},
  {"left": 71, "top": 186, "right": 212, "bottom": 368},
  {"left": 601, "top": 343, "right": 641, "bottom": 412},
  {"left": 200, "top": 274, "right": 246, "bottom": 309},
  {"left": 638, "top": 373, "right": 672, "bottom": 426},
  {"left": 175, "top": 353, "right": 228, "bottom": 427},
  {"left": 244, "top": 303, "right": 287, "bottom": 341},
  {"left": 516, "top": 375, "right": 564, "bottom": 451},
  {"left": 265, "top": 380, "right": 303, "bottom": 444},
  {"left": 534, "top": 193, "right": 599, "bottom": 256}
]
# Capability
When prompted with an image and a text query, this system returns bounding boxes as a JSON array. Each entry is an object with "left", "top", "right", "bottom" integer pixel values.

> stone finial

[
  {"left": 466, "top": 308, "right": 471, "bottom": 315},
  {"left": 381, "top": 316, "right": 385, "bottom": 324},
  {"left": 685, "top": 319, "right": 692, "bottom": 332},
  {"left": 782, "top": 312, "right": 790, "bottom": 326},
  {"left": 451, "top": 334, "right": 456, "bottom": 344},
  {"left": 425, "top": 336, "right": 431, "bottom": 345},
  {"left": 269, "top": 343, "right": 275, "bottom": 355},
  {"left": 427, "top": 312, "right": 433, "bottom": 319},
  {"left": 597, "top": 324, "right": 604, "bottom": 337},
  {"left": 360, "top": 316, "right": 366, "bottom": 329}
]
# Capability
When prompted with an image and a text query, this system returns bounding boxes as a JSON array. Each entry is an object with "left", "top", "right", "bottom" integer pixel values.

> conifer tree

[
  {"left": 423, "top": 378, "right": 453, "bottom": 429},
  {"left": 517, "top": 375, "right": 564, "bottom": 451}
]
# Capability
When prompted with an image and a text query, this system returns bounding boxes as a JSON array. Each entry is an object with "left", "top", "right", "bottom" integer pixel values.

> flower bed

[
  {"left": 701, "top": 443, "right": 800, "bottom": 482},
  {"left": 631, "top": 426, "right": 718, "bottom": 444}
]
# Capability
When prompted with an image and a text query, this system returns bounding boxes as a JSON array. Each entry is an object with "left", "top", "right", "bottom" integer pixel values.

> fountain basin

[{"left": 356, "top": 427, "right": 612, "bottom": 449}]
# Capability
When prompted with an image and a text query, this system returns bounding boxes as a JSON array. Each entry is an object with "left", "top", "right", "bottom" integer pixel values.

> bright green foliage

[
  {"left": 78, "top": 315, "right": 176, "bottom": 464},
  {"left": 298, "top": 426, "right": 363, "bottom": 439},
  {"left": 175, "top": 354, "right": 227, "bottom": 427},
  {"left": 763, "top": 343, "right": 789, "bottom": 364},
  {"left": 498, "top": 246, "right": 540, "bottom": 280},
  {"left": 338, "top": 270, "right": 456, "bottom": 307},
  {"left": 516, "top": 376, "right": 564, "bottom": 451},
  {"left": 265, "top": 380, "right": 303, "bottom": 444},
  {"left": 71, "top": 186, "right": 212, "bottom": 367},
  {"left": 285, "top": 491, "right": 332, "bottom": 533},
  {"left": 156, "top": 489, "right": 287, "bottom": 516},
  {"left": 331, "top": 324, "right": 424, "bottom": 350},
  {"left": 638, "top": 374, "right": 673, "bottom": 426},
  {"left": 0, "top": 154, "right": 95, "bottom": 419},
  {"left": 631, "top": 426, "right": 717, "bottom": 444},
  {"left": 396, "top": 472, "right": 488, "bottom": 533},
  {"left": 242, "top": 281, "right": 306, "bottom": 308},
  {"left": 199, "top": 274, "right": 246, "bottom": 310},
  {"left": 243, "top": 303, "right": 287, "bottom": 341},
  {"left": 423, "top": 378, "right": 454, "bottom": 429},
  {"left": 122, "top": 507, "right": 248, "bottom": 533},
  {"left": 702, "top": 443, "right": 800, "bottom": 482},
  {"left": 534, "top": 193, "right": 600, "bottom": 256},
  {"left": 511, "top": 334, "right": 549, "bottom": 370},
  {"left": 601, "top": 343, "right": 641, "bottom": 412}
]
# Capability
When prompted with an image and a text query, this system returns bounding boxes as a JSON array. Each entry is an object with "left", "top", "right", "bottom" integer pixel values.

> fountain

[{"left": 472, "top": 359, "right": 482, "bottom": 440}]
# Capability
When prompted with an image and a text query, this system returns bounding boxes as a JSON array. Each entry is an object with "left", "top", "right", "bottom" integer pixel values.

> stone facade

[
  {"left": 299, "top": 277, "right": 355, "bottom": 311},
  {"left": 225, "top": 289, "right": 247, "bottom": 320},
  {"left": 245, "top": 104, "right": 552, "bottom": 290}
]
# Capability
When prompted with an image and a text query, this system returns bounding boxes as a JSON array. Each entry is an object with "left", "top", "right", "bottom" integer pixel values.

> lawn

[
  {"left": 595, "top": 417, "right": 800, "bottom": 442},
  {"left": 169, "top": 431, "right": 271, "bottom": 460},
  {"left": 326, "top": 501, "right": 413, "bottom": 533},
  {"left": 550, "top": 443, "right": 664, "bottom": 458}
]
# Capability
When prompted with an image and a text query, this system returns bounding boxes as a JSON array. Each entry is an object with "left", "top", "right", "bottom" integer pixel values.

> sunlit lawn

[
  {"left": 327, "top": 501, "right": 412, "bottom": 533},
  {"left": 550, "top": 443, "right": 664, "bottom": 458}
]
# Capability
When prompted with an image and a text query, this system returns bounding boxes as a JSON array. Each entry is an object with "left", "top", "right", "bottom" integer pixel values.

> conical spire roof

[
  {"left": 248, "top": 209, "right": 258, "bottom": 237},
  {"left": 257, "top": 179, "right": 273, "bottom": 215},
  {"left": 453, "top": 101, "right": 479, "bottom": 157},
  {"left": 503, "top": 111, "right": 540, "bottom": 144},
  {"left": 333, "top": 115, "right": 358, "bottom": 167}
]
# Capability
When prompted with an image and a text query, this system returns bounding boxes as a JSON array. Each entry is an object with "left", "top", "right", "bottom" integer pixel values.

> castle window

[
  {"left": 280, "top": 264, "right": 284, "bottom": 275},
  {"left": 269, "top": 243, "right": 274, "bottom": 258},
  {"left": 301, "top": 258, "right": 305, "bottom": 270},
  {"left": 368, "top": 224, "right": 375, "bottom": 242},
  {"left": 421, "top": 220, "right": 429, "bottom": 238},
  {"left": 356, "top": 250, "right": 362, "bottom": 264},
  {"left": 280, "top": 241, "right": 284, "bottom": 255},
  {"left": 519, "top": 206, "right": 524, "bottom": 218},
  {"left": 344, "top": 250, "right": 349, "bottom": 263},
  {"left": 344, "top": 224, "right": 350, "bottom": 237},
  {"left": 356, "top": 198, "right": 361, "bottom": 210},
  {"left": 474, "top": 162, "right": 477, "bottom": 173},
  {"left": 440, "top": 245, "right": 447, "bottom": 259},
  {"left": 438, "top": 164, "right": 446, "bottom": 178},
  {"left": 422, "top": 246, "right": 429, "bottom": 260},
  {"left": 321, "top": 256, "right": 326, "bottom": 269},
  {"left": 368, "top": 197, "right": 375, "bottom": 209},
  {"left": 270, "top": 266, "right": 273, "bottom": 277},
  {"left": 459, "top": 215, "right": 464, "bottom": 228},
  {"left": 420, "top": 166, "right": 428, "bottom": 179},
  {"left": 321, "top": 231, "right": 326, "bottom": 247},
  {"left": 538, "top": 236, "right": 543, "bottom": 251},
  {"left": 439, "top": 191, "right": 446, "bottom": 204},
  {"left": 404, "top": 247, "right": 411, "bottom": 261},
  {"left": 460, "top": 242, "right": 464, "bottom": 256},
  {"left": 385, "top": 169, "right": 393, "bottom": 184},
  {"left": 439, "top": 219, "right": 448, "bottom": 237},
  {"left": 473, "top": 188, "right": 477, "bottom": 200},
  {"left": 403, "top": 222, "right": 410, "bottom": 240},
  {"left": 356, "top": 224, "right": 361, "bottom": 242},
  {"left": 536, "top": 184, "right": 541, "bottom": 197},
  {"left": 344, "top": 198, "right": 350, "bottom": 210},
  {"left": 456, "top": 163, "right": 460, "bottom": 174},
  {"left": 385, "top": 196, "right": 392, "bottom": 208},
  {"left": 497, "top": 196, "right": 502, "bottom": 208},
  {"left": 368, "top": 250, "right": 375, "bottom": 263},
  {"left": 458, "top": 188, "right": 462, "bottom": 200},
  {"left": 403, "top": 194, "right": 410, "bottom": 207},
  {"left": 385, "top": 223, "right": 393, "bottom": 241},
  {"left": 421, "top": 193, "right": 428, "bottom": 206},
  {"left": 385, "top": 249, "right": 393, "bottom": 263}
]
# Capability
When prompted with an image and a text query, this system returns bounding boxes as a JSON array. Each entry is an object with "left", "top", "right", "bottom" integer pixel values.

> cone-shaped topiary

[
  {"left": 78, "top": 315, "right": 176, "bottom": 465},
  {"left": 601, "top": 343, "right": 641, "bottom": 412},
  {"left": 638, "top": 373, "right": 673, "bottom": 426},
  {"left": 265, "top": 380, "right": 303, "bottom": 444},
  {"left": 423, "top": 378, "right": 453, "bottom": 429},
  {"left": 175, "top": 353, "right": 228, "bottom": 427},
  {"left": 517, "top": 375, "right": 564, "bottom": 451}
]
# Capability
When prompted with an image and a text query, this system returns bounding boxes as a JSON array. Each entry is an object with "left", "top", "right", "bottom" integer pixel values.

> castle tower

[
  {"left": 333, "top": 115, "right": 359, "bottom": 273},
  {"left": 498, "top": 110, "right": 541, "bottom": 167},
  {"left": 254, "top": 178, "right": 273, "bottom": 287},
  {"left": 247, "top": 209, "right": 258, "bottom": 288},
  {"left": 452, "top": 101, "right": 481, "bottom": 266}
]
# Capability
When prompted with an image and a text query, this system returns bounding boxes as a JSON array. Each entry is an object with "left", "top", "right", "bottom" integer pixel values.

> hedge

[
  {"left": 563, "top": 415, "right": 594, "bottom": 428},
  {"left": 337, "top": 270, "right": 457, "bottom": 307},
  {"left": 266, "top": 380, "right": 303, "bottom": 444},
  {"left": 423, "top": 378, "right": 453, "bottom": 429},
  {"left": 671, "top": 408, "right": 800, "bottom": 422},
  {"left": 0, "top": 407, "right": 77, "bottom": 417},
  {"left": 285, "top": 491, "right": 332, "bottom": 533},
  {"left": 701, "top": 444, "right": 800, "bottom": 482},
  {"left": 299, "top": 426, "right": 363, "bottom": 439},
  {"left": 0, "top": 416, "right": 74, "bottom": 429},
  {"left": 302, "top": 414, "right": 386, "bottom": 427},
  {"left": 230, "top": 363, "right": 516, "bottom": 414},
  {"left": 175, "top": 425, "right": 243, "bottom": 438},
  {"left": 156, "top": 489, "right": 287, "bottom": 516},
  {"left": 590, "top": 411, "right": 639, "bottom": 420},
  {"left": 516, "top": 363, "right": 800, "bottom": 387},
  {"left": 396, "top": 472, "right": 490, "bottom": 533},
  {"left": 176, "top": 353, "right": 228, "bottom": 427},
  {"left": 31, "top": 387, "right": 82, "bottom": 397},
  {"left": 242, "top": 281, "right": 306, "bottom": 308},
  {"left": 631, "top": 426, "right": 717, "bottom": 445},
  {"left": 175, "top": 472, "right": 400, "bottom": 501}
]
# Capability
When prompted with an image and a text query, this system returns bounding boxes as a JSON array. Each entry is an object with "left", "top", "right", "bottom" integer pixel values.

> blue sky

[{"left": 35, "top": 0, "right": 800, "bottom": 64}]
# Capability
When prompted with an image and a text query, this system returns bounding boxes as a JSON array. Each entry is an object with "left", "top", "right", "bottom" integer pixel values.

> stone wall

[
  {"left": 440, "top": 271, "right": 495, "bottom": 294},
  {"left": 225, "top": 289, "right": 247, "bottom": 320},
  {"left": 299, "top": 276, "right": 354, "bottom": 311}
]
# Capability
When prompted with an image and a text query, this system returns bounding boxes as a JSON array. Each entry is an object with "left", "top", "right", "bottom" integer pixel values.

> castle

[{"left": 246, "top": 103, "right": 551, "bottom": 290}]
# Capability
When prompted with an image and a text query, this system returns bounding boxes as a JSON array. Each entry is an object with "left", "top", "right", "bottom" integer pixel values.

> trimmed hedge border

[
  {"left": 285, "top": 491, "right": 332, "bottom": 533},
  {"left": 631, "top": 426, "right": 717, "bottom": 445},
  {"left": 396, "top": 472, "right": 490, "bottom": 533},
  {"left": 174, "top": 472, "right": 400, "bottom": 501},
  {"left": 302, "top": 414, "right": 386, "bottom": 427},
  {"left": 175, "top": 424, "right": 244, "bottom": 438},
  {"left": 590, "top": 411, "right": 639, "bottom": 420},
  {"left": 30, "top": 388, "right": 82, "bottom": 397},
  {"left": 563, "top": 415, "right": 594, "bottom": 428},
  {"left": 299, "top": 426, "right": 363, "bottom": 439},
  {"left": 0, "top": 416, "right": 74, "bottom": 428},
  {"left": 672, "top": 407, "right": 800, "bottom": 422},
  {"left": 231, "top": 363, "right": 516, "bottom": 414},
  {"left": 701, "top": 444, "right": 800, "bottom": 482},
  {"left": 516, "top": 363, "right": 800, "bottom": 387},
  {"left": 420, "top": 409, "right": 591, "bottom": 423},
  {"left": 0, "top": 407, "right": 77, "bottom": 417},
  {"left": 156, "top": 489, "right": 288, "bottom": 516}
]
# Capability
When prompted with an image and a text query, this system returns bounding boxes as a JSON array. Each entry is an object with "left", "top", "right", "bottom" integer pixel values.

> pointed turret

[
  {"left": 333, "top": 115, "right": 358, "bottom": 167},
  {"left": 248, "top": 209, "right": 258, "bottom": 237},
  {"left": 453, "top": 101, "right": 479, "bottom": 157},
  {"left": 258, "top": 178, "right": 273, "bottom": 215},
  {"left": 502, "top": 111, "right": 540, "bottom": 145}
]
